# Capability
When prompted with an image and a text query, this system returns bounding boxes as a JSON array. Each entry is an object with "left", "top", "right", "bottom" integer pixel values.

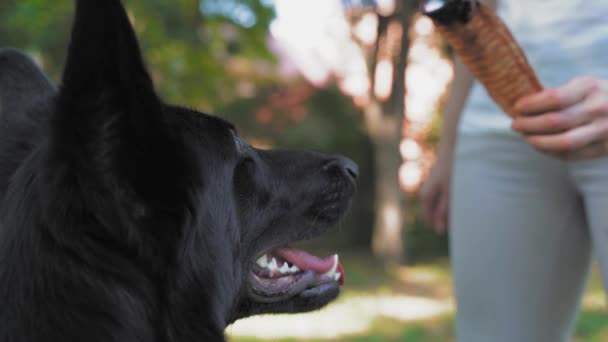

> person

[{"left": 419, "top": 0, "right": 608, "bottom": 341}]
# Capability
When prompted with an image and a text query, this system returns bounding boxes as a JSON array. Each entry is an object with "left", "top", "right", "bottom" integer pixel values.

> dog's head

[
  {"left": 50, "top": 0, "right": 357, "bottom": 332},
  {"left": 158, "top": 107, "right": 357, "bottom": 324}
]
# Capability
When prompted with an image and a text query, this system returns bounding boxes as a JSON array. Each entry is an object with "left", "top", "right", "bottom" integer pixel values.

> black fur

[{"left": 0, "top": 1, "right": 357, "bottom": 341}]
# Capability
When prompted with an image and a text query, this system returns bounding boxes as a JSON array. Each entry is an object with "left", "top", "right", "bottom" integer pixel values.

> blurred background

[{"left": 1, "top": 0, "right": 606, "bottom": 340}]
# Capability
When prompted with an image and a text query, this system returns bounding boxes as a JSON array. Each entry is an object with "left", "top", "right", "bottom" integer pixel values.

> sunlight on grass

[
  {"left": 229, "top": 253, "right": 608, "bottom": 341},
  {"left": 227, "top": 293, "right": 453, "bottom": 339}
]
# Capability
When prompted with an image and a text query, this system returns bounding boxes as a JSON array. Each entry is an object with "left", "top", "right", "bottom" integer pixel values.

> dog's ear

[
  {"left": 58, "top": 0, "right": 160, "bottom": 120},
  {"left": 52, "top": 0, "right": 191, "bottom": 205}
]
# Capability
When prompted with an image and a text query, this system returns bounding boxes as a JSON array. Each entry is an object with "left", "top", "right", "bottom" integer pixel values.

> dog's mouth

[{"left": 247, "top": 247, "right": 344, "bottom": 303}]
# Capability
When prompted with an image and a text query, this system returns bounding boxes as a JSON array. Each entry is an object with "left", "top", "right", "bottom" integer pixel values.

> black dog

[{"left": 0, "top": 1, "right": 357, "bottom": 341}]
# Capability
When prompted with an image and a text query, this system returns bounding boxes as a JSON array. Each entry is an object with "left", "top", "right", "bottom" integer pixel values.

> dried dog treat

[{"left": 422, "top": 0, "right": 543, "bottom": 117}]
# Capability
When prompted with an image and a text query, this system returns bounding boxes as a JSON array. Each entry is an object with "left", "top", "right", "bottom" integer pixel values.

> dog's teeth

[
  {"left": 256, "top": 255, "right": 268, "bottom": 268},
  {"left": 290, "top": 265, "right": 300, "bottom": 273},
  {"left": 279, "top": 263, "right": 290, "bottom": 274},
  {"left": 334, "top": 273, "right": 341, "bottom": 281},
  {"left": 322, "top": 254, "right": 339, "bottom": 278},
  {"left": 268, "top": 257, "right": 278, "bottom": 271}
]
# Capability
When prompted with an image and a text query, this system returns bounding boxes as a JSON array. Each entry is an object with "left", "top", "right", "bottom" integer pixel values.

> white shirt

[{"left": 459, "top": 0, "right": 608, "bottom": 135}]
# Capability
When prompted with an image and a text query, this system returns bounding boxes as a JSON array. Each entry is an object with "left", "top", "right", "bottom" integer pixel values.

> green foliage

[
  {"left": 0, "top": 0, "right": 275, "bottom": 109},
  {"left": 577, "top": 311, "right": 608, "bottom": 341},
  {"left": 220, "top": 85, "right": 364, "bottom": 151},
  {"left": 0, "top": 0, "right": 72, "bottom": 80},
  {"left": 405, "top": 197, "right": 449, "bottom": 263}
]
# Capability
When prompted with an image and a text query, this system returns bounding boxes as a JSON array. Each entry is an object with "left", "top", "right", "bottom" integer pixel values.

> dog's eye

[
  {"left": 234, "top": 156, "right": 256, "bottom": 192},
  {"left": 236, "top": 156, "right": 255, "bottom": 170}
]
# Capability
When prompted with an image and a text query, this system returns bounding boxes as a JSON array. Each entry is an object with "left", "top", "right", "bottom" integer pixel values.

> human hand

[
  {"left": 512, "top": 77, "right": 608, "bottom": 160},
  {"left": 419, "top": 146, "right": 453, "bottom": 233}
]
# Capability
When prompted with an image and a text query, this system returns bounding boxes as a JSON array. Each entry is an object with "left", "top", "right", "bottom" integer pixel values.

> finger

[
  {"left": 433, "top": 191, "right": 449, "bottom": 233},
  {"left": 512, "top": 92, "right": 608, "bottom": 134},
  {"left": 514, "top": 77, "right": 599, "bottom": 115},
  {"left": 558, "top": 142, "right": 608, "bottom": 161},
  {"left": 524, "top": 121, "right": 605, "bottom": 152},
  {"left": 512, "top": 99, "right": 594, "bottom": 134}
]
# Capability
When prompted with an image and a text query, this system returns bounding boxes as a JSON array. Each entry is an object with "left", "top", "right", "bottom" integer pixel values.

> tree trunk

[
  {"left": 365, "top": 99, "right": 405, "bottom": 263},
  {"left": 343, "top": 1, "right": 418, "bottom": 263},
  {"left": 363, "top": 1, "right": 417, "bottom": 263}
]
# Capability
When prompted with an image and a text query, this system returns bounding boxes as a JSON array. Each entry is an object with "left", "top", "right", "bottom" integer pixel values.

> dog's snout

[{"left": 325, "top": 156, "right": 358, "bottom": 182}]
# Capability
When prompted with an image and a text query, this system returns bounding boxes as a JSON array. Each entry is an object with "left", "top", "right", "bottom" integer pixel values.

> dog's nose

[
  {"left": 326, "top": 156, "right": 358, "bottom": 181},
  {"left": 341, "top": 157, "right": 359, "bottom": 180}
]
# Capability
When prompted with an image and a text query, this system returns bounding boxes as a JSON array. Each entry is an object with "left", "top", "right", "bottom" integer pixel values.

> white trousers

[{"left": 450, "top": 132, "right": 608, "bottom": 342}]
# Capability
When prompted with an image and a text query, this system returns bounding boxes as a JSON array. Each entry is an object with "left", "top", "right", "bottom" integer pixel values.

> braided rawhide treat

[{"left": 421, "top": 0, "right": 543, "bottom": 117}]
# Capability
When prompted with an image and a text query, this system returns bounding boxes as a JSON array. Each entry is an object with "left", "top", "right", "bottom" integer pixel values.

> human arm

[
  {"left": 419, "top": 57, "right": 474, "bottom": 232},
  {"left": 419, "top": 0, "right": 498, "bottom": 232}
]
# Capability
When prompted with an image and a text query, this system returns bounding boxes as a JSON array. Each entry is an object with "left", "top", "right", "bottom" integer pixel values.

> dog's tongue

[{"left": 274, "top": 248, "right": 345, "bottom": 285}]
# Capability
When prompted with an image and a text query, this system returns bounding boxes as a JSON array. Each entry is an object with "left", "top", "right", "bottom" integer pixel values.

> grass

[{"left": 230, "top": 251, "right": 608, "bottom": 342}]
